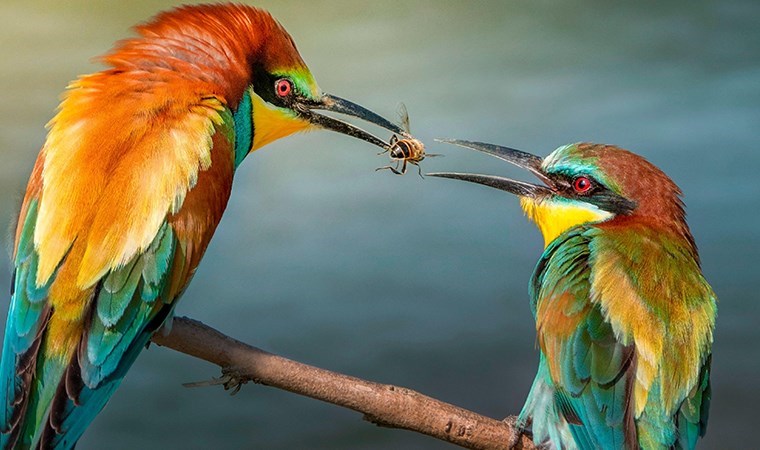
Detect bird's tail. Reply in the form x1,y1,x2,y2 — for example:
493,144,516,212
34,334,149,450
3,206,181,449
2,325,158,450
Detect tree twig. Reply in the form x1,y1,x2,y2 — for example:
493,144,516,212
151,316,535,450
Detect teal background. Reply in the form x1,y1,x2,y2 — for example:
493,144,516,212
0,1,757,448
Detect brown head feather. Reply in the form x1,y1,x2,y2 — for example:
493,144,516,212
100,3,308,108
572,144,698,259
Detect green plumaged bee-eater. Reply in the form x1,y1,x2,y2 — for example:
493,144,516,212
431,140,717,450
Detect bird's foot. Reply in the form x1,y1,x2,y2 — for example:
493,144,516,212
502,416,533,449
182,367,250,395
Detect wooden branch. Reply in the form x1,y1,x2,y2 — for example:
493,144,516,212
151,316,535,450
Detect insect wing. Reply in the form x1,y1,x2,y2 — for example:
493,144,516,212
397,103,411,135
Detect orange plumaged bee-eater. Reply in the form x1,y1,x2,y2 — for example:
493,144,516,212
431,140,717,449
0,4,406,449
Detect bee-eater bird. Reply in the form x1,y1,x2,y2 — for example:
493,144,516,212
0,4,407,449
431,140,716,450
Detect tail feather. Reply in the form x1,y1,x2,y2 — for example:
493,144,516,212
1,305,51,450
39,329,157,449
3,187,193,449
37,300,176,450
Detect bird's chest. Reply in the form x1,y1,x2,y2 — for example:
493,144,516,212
167,131,236,271
528,231,592,319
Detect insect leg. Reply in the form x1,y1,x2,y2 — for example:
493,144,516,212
411,161,424,179
378,135,397,155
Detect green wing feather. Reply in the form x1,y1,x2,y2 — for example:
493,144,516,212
41,222,181,448
38,110,237,448
589,226,715,450
677,355,711,448
0,199,54,448
523,225,714,450
2,108,237,449
522,229,636,450
82,222,176,386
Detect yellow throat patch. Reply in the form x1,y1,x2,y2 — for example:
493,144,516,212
520,197,613,247
251,91,314,151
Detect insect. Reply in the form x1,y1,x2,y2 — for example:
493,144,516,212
376,104,436,177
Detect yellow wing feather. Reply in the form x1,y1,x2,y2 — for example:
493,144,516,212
35,71,227,289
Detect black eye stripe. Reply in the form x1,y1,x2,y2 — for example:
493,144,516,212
553,174,599,195
251,64,296,107
548,172,636,215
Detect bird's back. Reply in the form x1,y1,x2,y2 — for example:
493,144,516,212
0,5,266,447
520,221,715,450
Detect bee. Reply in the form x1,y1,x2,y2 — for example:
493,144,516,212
376,104,436,177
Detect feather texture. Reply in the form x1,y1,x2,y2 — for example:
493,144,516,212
517,144,716,450
0,5,304,447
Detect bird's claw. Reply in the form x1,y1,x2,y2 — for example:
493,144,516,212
503,416,533,449
182,368,250,395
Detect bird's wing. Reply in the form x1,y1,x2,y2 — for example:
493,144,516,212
529,230,637,450
1,71,236,449
587,225,716,449
40,222,180,449
676,354,711,448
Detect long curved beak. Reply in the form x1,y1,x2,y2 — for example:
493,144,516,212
298,94,405,151
428,139,553,198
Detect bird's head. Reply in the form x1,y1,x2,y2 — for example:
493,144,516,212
109,4,404,165
430,140,690,248
245,12,404,155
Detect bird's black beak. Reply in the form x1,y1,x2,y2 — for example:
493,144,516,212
428,139,553,198
298,93,405,151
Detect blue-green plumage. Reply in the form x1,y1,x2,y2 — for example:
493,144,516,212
233,88,253,168
1,200,51,448
430,140,716,450
2,204,184,448
518,223,713,450
3,4,406,448
45,224,180,448
520,229,636,450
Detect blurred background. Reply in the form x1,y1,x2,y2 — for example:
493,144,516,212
0,0,757,448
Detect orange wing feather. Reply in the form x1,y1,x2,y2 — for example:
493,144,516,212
3,5,313,447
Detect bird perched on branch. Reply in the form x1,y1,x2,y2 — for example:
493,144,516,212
0,4,405,449
431,140,716,449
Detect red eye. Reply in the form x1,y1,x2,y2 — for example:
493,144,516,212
573,176,593,194
275,78,292,97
